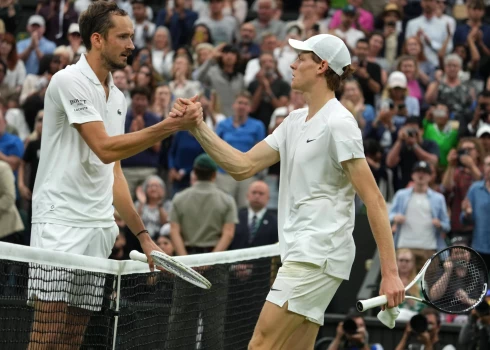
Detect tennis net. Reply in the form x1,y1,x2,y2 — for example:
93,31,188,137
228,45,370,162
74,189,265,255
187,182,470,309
0,241,280,350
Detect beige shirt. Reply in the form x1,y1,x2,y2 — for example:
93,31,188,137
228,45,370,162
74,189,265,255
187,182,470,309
170,181,238,248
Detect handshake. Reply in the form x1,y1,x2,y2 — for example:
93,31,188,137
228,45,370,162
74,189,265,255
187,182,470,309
168,95,204,131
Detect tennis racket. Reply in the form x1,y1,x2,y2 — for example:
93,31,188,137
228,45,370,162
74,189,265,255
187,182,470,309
357,246,488,314
130,250,212,290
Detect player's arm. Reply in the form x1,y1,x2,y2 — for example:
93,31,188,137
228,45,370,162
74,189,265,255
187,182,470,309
342,158,405,308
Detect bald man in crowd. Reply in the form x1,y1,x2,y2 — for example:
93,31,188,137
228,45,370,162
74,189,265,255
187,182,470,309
230,180,278,249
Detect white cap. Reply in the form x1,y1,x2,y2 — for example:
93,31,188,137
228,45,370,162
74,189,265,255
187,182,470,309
476,124,490,137
288,34,351,76
68,23,80,34
28,15,45,27
387,71,407,89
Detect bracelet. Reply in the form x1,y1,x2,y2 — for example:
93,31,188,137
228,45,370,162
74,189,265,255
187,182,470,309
136,229,149,237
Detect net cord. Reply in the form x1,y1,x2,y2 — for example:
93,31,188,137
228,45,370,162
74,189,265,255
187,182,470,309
0,241,280,275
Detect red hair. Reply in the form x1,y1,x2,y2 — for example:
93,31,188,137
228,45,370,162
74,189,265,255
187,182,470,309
2,33,18,71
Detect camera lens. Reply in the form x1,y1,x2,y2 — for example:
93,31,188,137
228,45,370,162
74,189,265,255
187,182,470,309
342,318,358,335
410,314,428,334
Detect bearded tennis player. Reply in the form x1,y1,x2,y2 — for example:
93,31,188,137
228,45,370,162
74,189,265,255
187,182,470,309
28,2,202,349
170,34,405,349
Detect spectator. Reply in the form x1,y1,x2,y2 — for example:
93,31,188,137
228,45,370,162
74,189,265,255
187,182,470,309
328,311,384,350
0,33,26,93
380,71,420,129
168,131,204,196
315,0,332,33
268,89,306,130
288,0,318,35
397,55,425,109
196,0,238,45
379,3,404,66
329,0,374,34
390,161,450,270
151,26,174,79
386,117,440,190
396,309,456,350
461,154,490,269
468,90,490,137
196,44,245,117
189,23,214,51
156,225,175,256
458,300,490,350
109,228,127,260
340,79,375,131
250,0,286,44
403,36,436,88
134,63,157,93
396,248,425,314
0,109,22,174
329,5,365,51
66,23,86,61
477,124,490,155
405,0,453,67
17,15,56,76
435,0,456,36
130,0,155,50
364,139,387,187
5,96,29,142
236,22,261,72
423,103,459,168
193,43,214,78
155,0,198,50
121,87,161,197
150,84,172,120
442,138,483,242
0,1,19,35
426,54,475,137
134,175,169,239
0,160,23,243
112,69,131,106
37,0,78,46
248,52,290,129
229,180,278,249
367,32,391,75
169,54,202,99
216,92,265,208
0,59,14,99
352,38,382,107
273,24,303,84
243,32,279,87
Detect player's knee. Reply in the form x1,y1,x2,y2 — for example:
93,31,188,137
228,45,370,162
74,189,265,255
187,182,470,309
248,329,267,350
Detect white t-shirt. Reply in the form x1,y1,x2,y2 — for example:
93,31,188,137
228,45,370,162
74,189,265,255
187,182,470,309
32,54,126,228
265,98,365,280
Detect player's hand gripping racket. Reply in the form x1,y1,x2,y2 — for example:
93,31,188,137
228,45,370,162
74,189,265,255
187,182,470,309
130,250,212,290
357,246,488,326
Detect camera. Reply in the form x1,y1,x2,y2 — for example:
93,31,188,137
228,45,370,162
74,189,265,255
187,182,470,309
457,148,469,167
406,128,417,138
342,318,358,335
410,314,429,334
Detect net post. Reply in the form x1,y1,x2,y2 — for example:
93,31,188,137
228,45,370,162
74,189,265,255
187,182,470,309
112,271,122,350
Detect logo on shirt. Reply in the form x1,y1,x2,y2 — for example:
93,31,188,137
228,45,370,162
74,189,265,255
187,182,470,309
306,138,316,143
117,109,122,115
70,98,87,106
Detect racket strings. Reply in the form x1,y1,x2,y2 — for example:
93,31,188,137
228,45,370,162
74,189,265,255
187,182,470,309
422,247,488,313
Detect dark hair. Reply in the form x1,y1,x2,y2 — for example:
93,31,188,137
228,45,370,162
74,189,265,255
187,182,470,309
405,116,421,127
0,60,7,75
480,90,490,98
38,54,55,75
79,1,128,51
364,139,382,157
467,0,485,10
194,167,215,181
310,53,354,91
2,33,18,71
421,308,441,326
190,23,214,46
218,45,240,74
356,38,369,46
130,86,152,100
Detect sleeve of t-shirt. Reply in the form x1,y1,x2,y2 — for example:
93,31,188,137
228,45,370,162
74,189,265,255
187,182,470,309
225,195,239,224
264,113,288,151
49,72,103,126
329,114,365,164
423,140,440,159
10,137,24,159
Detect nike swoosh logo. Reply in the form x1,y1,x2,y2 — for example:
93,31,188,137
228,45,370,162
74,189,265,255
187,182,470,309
306,139,316,143
271,288,282,291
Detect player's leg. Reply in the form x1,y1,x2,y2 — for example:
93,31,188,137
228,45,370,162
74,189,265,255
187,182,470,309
28,301,69,350
248,301,307,350
282,320,320,350
60,306,92,350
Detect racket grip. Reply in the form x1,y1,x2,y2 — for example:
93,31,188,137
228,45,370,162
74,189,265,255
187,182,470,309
129,250,148,263
356,295,388,312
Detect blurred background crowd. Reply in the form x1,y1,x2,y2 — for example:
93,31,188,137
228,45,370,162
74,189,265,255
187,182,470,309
1,0,490,348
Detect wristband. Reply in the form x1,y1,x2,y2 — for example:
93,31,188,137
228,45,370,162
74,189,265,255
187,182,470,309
136,229,149,237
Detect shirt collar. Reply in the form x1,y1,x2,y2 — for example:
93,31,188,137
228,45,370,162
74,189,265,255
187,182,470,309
248,207,267,222
77,54,116,89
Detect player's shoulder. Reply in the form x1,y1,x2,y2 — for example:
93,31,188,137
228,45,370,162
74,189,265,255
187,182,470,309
326,101,359,130
51,64,85,85
288,107,308,120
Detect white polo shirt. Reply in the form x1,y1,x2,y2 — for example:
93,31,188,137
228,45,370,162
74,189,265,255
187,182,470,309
265,98,365,280
32,54,126,228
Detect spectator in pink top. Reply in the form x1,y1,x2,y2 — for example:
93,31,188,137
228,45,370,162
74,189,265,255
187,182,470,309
329,0,374,34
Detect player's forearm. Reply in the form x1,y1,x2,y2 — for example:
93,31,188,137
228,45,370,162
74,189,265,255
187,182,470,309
191,123,253,180
101,119,179,163
113,170,145,235
367,196,398,277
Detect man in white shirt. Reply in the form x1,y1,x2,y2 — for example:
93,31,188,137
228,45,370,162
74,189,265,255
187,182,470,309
405,0,453,66
170,34,404,349
28,2,202,348
131,0,155,50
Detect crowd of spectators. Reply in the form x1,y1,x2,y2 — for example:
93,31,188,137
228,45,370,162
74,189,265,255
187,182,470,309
1,0,490,343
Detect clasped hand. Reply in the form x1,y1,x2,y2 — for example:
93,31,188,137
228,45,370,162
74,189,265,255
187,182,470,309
169,95,204,130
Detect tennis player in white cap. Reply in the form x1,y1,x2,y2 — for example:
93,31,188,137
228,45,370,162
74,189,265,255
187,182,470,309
170,34,405,349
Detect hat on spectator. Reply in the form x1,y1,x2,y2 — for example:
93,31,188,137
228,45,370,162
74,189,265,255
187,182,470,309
28,15,46,27
288,34,351,76
383,3,402,18
476,124,490,138
193,154,218,172
412,161,432,174
159,223,171,237
342,4,357,15
68,23,80,35
387,71,407,89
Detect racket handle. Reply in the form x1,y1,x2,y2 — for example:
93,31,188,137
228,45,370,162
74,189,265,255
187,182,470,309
356,295,388,312
129,250,148,263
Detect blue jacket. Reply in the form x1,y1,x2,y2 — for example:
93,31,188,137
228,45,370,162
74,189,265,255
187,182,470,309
389,187,450,251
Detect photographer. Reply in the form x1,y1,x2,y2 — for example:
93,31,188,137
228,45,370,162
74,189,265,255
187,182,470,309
459,300,490,350
468,91,490,137
396,309,456,350
328,312,384,350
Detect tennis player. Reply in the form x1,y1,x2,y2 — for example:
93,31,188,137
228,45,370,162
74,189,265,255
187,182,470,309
170,34,405,349
28,2,202,349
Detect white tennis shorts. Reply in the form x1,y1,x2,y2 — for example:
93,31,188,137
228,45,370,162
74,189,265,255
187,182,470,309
28,223,119,311
266,261,342,326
